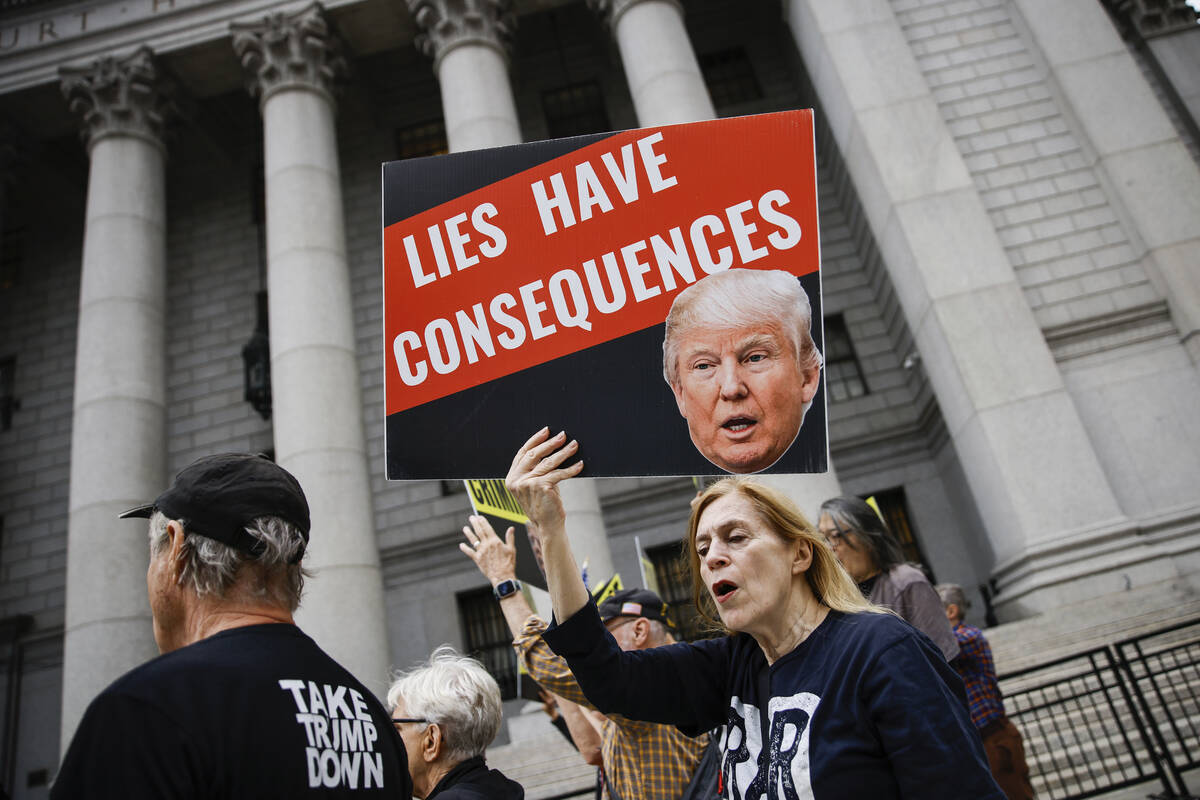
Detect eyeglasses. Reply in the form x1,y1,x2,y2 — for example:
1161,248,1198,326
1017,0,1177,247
391,717,430,725
820,524,851,550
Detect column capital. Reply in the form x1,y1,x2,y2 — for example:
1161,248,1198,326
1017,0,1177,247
1106,0,1199,37
231,2,347,107
59,46,174,153
406,0,516,69
587,0,681,29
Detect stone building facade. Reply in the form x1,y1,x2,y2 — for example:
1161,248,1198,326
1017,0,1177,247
0,0,1197,794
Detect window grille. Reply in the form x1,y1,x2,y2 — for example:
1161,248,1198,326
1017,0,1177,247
0,225,26,290
823,314,868,401
457,586,518,700
699,47,763,109
646,541,716,643
868,487,934,580
542,82,611,138
396,120,448,160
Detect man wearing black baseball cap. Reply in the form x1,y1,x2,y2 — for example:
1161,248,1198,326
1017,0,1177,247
52,453,412,799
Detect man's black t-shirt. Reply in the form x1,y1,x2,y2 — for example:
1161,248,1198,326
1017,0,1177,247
53,623,412,799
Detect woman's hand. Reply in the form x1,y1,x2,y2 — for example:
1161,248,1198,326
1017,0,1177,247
506,428,583,532
506,428,589,622
459,515,517,586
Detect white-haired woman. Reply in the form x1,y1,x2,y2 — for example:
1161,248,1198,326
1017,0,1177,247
388,645,524,799
501,429,1003,800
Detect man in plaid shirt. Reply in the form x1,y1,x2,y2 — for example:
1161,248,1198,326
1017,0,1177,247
461,515,707,800
938,584,1034,800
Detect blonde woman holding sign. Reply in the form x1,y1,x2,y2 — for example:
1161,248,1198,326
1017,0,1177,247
506,428,1004,800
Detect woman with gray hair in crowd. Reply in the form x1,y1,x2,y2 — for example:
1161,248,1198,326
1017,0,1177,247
388,645,524,799
817,496,959,661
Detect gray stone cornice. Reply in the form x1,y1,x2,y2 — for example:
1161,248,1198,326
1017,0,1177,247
587,0,681,29
58,46,174,153
406,0,515,69
231,2,347,108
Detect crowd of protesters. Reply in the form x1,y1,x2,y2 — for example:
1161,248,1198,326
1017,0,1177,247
51,437,1032,800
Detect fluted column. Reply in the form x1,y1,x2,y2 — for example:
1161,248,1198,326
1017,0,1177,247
232,3,389,693
408,0,521,152
58,46,172,750
589,0,715,125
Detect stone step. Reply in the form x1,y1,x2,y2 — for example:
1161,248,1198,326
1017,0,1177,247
488,703,595,800
985,582,1200,673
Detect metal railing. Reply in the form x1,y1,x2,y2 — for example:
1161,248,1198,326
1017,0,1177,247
998,617,1200,800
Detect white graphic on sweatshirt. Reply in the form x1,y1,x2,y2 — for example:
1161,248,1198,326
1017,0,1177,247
279,679,386,789
720,692,819,800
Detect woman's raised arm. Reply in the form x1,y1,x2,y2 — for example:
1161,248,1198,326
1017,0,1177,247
505,428,589,622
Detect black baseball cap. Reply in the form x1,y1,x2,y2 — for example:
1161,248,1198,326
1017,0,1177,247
598,588,674,628
119,453,311,558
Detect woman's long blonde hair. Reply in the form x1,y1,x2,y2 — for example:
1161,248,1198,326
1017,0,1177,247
686,478,887,630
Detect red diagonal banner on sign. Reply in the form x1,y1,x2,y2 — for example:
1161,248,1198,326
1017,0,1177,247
383,110,818,416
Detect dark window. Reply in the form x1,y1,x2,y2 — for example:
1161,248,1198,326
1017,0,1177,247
868,487,934,580
457,586,518,700
0,225,26,290
396,120,448,160
699,48,763,109
542,82,611,138
646,541,715,643
0,357,16,431
823,314,868,402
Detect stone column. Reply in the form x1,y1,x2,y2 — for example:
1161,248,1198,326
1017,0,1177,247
588,0,715,126
58,46,172,750
784,1,1134,615
406,0,629,588
756,465,843,529
232,3,390,693
407,0,521,152
1012,0,1200,364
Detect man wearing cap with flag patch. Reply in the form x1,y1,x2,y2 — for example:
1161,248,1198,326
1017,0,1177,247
460,514,706,800
52,453,411,799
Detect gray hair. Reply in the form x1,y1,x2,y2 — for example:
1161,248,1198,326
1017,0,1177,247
818,496,905,573
387,645,503,763
149,511,310,612
937,583,970,621
663,268,821,386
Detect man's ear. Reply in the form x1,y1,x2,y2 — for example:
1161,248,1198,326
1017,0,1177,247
422,723,442,763
798,363,822,404
166,520,188,582
631,617,652,648
670,379,688,418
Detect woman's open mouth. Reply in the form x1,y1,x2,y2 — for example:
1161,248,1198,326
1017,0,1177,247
712,579,739,604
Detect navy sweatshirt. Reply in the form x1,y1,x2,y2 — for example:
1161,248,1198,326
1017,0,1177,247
544,603,1005,799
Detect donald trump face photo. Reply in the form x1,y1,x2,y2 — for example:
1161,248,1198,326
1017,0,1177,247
662,268,823,474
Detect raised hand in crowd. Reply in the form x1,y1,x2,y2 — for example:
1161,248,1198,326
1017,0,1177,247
505,428,588,622
459,514,518,587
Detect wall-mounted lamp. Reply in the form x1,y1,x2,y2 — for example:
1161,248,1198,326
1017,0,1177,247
241,291,271,421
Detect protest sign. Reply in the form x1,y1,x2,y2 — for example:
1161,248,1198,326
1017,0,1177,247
383,110,825,478
463,479,544,590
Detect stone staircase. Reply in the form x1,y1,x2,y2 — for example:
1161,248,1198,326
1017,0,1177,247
986,581,1200,800
487,703,595,800
986,580,1200,675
